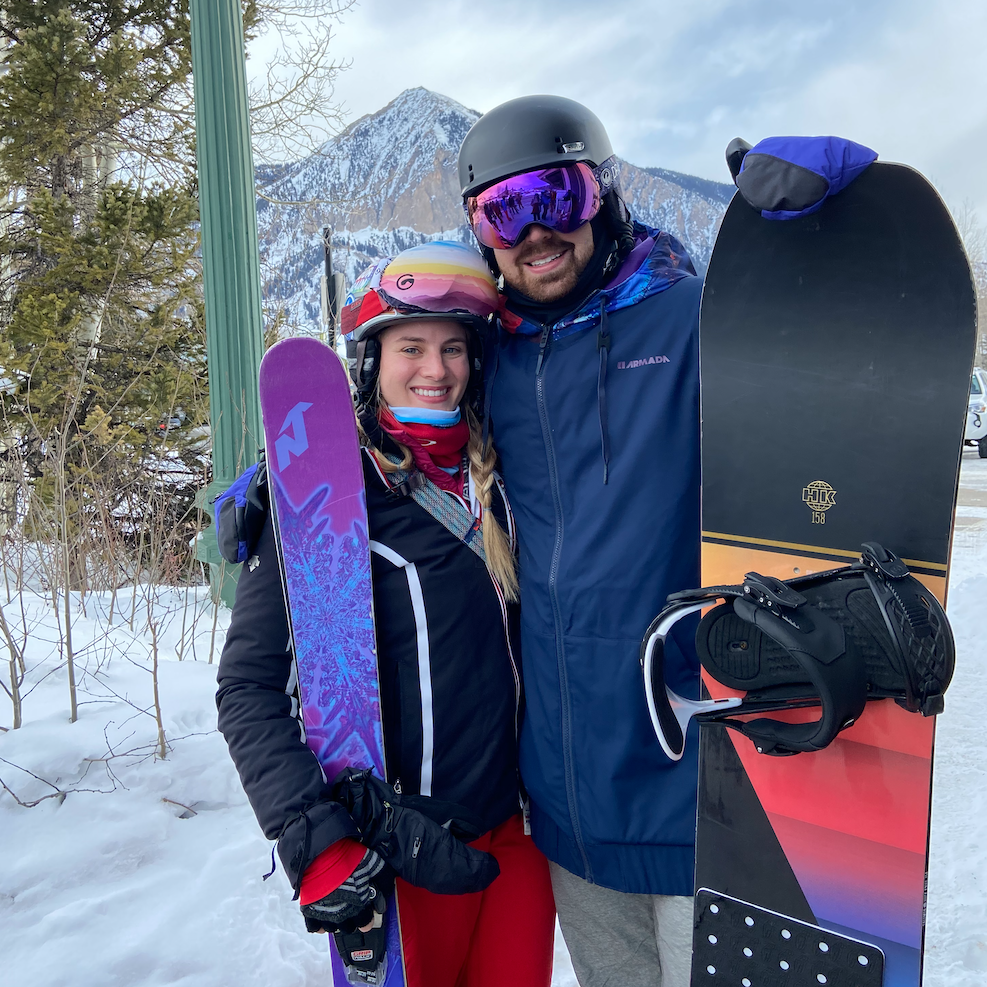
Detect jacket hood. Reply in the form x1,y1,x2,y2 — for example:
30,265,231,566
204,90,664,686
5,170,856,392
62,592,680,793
500,223,698,337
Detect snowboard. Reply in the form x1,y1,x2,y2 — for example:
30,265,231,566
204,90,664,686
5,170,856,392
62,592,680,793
692,163,976,986
259,337,406,987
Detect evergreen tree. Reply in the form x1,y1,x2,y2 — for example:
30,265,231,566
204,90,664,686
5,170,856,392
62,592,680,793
0,1,207,586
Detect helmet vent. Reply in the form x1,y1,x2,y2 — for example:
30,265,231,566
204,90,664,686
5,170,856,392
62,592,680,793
468,164,474,181
555,136,563,152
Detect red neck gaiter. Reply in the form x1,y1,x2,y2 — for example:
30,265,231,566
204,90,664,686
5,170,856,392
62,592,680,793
378,407,469,493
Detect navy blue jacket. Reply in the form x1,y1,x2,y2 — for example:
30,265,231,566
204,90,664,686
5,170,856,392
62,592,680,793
489,227,702,894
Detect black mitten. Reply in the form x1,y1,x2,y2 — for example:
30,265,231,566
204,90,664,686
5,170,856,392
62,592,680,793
331,768,500,895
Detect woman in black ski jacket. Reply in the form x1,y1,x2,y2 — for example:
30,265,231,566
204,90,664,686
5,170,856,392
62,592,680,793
216,242,555,987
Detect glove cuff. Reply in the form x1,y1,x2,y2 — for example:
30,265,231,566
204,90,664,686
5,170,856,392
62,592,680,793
299,837,367,906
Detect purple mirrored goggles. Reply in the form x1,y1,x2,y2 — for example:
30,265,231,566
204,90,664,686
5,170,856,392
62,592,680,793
465,157,620,250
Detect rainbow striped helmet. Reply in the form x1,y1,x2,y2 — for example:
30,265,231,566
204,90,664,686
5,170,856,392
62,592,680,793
342,241,499,402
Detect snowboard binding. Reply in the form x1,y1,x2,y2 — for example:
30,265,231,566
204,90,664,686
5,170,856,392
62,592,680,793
642,543,954,758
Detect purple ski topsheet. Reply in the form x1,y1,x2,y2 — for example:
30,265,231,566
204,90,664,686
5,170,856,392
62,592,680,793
259,337,404,986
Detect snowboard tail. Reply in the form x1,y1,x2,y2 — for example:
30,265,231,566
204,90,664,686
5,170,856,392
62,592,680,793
693,162,976,986
259,337,407,987
694,889,885,985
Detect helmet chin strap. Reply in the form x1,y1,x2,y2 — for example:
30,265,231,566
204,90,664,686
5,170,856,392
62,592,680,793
353,337,373,392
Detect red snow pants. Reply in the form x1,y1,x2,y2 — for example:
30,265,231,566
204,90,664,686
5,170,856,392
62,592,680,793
396,813,556,987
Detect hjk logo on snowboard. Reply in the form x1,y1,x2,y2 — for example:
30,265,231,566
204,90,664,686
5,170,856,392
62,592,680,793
802,479,837,524
275,401,313,472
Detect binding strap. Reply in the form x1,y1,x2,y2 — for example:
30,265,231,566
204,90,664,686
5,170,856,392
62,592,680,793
724,573,865,755
859,542,951,716
381,453,485,564
644,573,865,758
642,542,951,759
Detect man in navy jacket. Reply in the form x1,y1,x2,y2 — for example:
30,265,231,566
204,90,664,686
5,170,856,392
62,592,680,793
459,95,704,987
458,98,875,986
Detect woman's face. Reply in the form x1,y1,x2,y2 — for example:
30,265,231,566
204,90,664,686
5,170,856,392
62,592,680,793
377,320,471,412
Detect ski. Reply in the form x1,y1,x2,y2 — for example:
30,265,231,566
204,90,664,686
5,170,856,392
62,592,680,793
259,337,406,987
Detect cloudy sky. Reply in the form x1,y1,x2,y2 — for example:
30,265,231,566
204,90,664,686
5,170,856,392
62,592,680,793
251,0,987,223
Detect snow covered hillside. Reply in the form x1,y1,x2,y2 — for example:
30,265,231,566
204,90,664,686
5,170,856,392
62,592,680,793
0,450,984,986
256,87,733,332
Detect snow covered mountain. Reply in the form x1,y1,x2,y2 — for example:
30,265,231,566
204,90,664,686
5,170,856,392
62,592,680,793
256,87,734,331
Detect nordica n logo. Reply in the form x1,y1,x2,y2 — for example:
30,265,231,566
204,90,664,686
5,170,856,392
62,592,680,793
275,401,314,471
617,355,671,370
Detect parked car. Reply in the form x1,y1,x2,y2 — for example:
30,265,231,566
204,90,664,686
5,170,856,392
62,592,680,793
157,407,187,433
966,367,987,458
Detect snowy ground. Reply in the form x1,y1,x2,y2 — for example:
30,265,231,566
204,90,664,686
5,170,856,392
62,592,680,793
925,447,987,984
1,450,985,987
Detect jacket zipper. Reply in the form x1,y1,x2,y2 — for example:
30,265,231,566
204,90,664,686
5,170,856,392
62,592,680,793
534,323,592,881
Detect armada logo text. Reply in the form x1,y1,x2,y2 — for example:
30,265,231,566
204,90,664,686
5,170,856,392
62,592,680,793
617,355,670,370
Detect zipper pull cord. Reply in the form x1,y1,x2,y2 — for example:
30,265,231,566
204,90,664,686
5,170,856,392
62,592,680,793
535,324,551,376
597,299,612,485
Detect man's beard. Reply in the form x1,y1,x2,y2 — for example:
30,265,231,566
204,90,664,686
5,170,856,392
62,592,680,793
505,235,592,302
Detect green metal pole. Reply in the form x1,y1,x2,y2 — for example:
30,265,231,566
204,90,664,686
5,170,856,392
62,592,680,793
189,0,265,608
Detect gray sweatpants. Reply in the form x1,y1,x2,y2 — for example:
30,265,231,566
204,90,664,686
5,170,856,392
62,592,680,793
550,862,693,987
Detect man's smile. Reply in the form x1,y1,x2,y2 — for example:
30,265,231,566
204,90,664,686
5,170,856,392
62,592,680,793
526,252,564,268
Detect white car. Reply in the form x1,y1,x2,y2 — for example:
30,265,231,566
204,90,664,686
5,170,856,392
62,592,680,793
967,367,987,457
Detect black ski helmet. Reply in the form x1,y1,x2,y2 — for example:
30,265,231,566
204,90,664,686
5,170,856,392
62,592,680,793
458,96,633,267
459,95,615,197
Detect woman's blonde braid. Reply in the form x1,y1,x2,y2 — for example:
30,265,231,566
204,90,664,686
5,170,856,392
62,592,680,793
465,407,519,602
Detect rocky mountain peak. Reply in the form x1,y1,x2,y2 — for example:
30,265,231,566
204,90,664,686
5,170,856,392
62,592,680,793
266,87,478,234
256,89,735,330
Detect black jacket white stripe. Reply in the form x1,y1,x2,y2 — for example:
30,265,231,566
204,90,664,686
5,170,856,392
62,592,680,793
216,451,522,889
